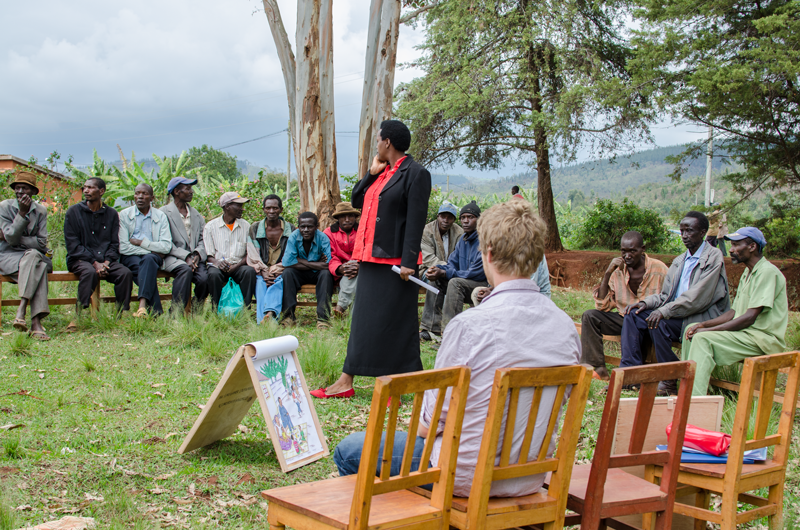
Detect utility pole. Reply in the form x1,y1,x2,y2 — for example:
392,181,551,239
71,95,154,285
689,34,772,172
286,122,291,202
704,126,713,207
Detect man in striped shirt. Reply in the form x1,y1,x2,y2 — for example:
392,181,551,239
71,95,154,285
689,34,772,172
580,231,668,380
203,192,257,310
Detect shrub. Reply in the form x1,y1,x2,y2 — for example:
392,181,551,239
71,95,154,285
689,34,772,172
570,199,672,252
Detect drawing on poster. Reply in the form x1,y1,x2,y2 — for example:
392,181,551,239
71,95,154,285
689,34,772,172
252,348,323,465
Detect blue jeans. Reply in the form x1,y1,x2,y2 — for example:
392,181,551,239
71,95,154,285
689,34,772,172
621,309,682,367
334,431,430,487
121,253,164,314
256,275,283,323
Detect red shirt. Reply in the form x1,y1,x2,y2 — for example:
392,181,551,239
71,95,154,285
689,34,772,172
323,223,359,278
352,156,422,266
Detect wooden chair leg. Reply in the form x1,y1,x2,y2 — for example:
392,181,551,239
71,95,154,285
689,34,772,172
267,508,285,530
90,283,100,316
693,488,710,530
719,489,738,530
642,466,656,530
184,299,191,317
767,483,784,530
0,280,3,326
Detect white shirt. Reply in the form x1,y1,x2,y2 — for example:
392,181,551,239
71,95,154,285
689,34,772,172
203,217,250,266
421,279,581,497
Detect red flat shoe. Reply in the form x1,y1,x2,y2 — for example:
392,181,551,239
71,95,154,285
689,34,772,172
310,387,355,399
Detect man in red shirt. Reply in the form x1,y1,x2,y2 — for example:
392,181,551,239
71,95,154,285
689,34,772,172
323,202,361,317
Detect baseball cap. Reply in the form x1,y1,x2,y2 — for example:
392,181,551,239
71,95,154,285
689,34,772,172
167,177,198,194
437,201,458,218
724,227,767,250
218,191,250,207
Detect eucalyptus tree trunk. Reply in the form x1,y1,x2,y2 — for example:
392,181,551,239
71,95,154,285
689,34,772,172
261,0,341,225
357,0,401,179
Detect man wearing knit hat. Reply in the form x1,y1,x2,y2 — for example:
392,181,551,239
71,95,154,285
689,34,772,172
683,227,788,395
0,171,52,339
426,200,488,328
419,201,464,340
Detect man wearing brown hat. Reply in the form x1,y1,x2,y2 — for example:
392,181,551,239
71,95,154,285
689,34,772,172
203,191,257,309
323,202,361,317
0,171,52,339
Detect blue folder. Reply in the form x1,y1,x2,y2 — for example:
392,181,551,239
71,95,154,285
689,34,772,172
655,445,768,464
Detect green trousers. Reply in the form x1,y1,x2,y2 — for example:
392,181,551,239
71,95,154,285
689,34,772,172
682,331,764,396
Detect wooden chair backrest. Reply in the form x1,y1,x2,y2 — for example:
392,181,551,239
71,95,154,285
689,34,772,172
466,364,592,527
349,366,471,529
726,351,800,475
584,362,696,521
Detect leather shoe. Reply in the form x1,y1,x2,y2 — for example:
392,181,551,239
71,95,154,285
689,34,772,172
656,380,678,396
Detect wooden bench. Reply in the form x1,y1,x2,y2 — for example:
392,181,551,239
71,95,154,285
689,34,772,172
296,284,427,307
573,322,682,366
0,270,180,323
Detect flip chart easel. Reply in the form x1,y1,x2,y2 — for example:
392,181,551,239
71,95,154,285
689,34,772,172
178,335,329,473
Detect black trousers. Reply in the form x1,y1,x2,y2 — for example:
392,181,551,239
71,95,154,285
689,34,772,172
580,309,625,369
281,267,334,322
121,253,164,314
68,260,133,311
171,262,210,311
208,264,256,308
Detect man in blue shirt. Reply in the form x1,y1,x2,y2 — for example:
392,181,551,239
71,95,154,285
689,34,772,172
622,211,730,395
280,211,334,329
426,201,489,329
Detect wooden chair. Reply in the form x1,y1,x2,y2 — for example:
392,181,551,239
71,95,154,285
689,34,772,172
650,351,800,530
564,361,696,530
447,364,593,530
261,365,471,530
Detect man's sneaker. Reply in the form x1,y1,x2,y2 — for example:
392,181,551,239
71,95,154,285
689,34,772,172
656,379,678,396
420,330,433,341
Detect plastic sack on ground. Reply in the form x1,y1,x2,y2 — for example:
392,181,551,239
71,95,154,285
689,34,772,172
666,422,731,456
218,278,244,318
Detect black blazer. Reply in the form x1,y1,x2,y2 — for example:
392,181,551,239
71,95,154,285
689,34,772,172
351,155,432,269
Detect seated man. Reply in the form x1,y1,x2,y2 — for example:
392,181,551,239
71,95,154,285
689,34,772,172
425,201,488,328
161,177,209,314
204,192,257,309
472,252,552,304
323,202,361,318
280,212,333,328
333,200,581,498
684,227,788,396
419,202,463,341
0,171,52,339
64,177,133,327
247,194,294,323
119,183,172,316
623,211,730,395
580,231,668,380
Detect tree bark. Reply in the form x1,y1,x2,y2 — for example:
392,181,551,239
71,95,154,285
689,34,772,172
262,0,297,144
317,0,340,226
357,0,401,180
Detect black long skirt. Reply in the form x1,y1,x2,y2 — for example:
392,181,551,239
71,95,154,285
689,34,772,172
344,262,423,377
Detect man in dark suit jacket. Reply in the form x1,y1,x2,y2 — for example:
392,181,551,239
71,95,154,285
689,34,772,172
161,177,209,313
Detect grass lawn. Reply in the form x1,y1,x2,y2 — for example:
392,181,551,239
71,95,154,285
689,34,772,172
1,286,799,529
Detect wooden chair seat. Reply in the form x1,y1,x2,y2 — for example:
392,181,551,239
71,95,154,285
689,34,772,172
675,459,782,480
264,475,442,530
567,465,666,511
451,490,556,515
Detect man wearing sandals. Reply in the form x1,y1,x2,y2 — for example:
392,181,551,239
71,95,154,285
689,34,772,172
0,171,52,340
119,183,172,316
334,200,581,497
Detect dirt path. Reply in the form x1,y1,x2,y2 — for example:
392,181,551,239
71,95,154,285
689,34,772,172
546,250,800,311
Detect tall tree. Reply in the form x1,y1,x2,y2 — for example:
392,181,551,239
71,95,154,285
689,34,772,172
395,0,652,250
261,0,340,223
182,145,242,182
631,0,800,201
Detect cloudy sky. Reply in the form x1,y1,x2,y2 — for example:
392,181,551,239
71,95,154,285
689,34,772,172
1,0,703,177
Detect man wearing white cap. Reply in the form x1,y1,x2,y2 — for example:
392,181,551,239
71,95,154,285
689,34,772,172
683,227,788,395
203,192,257,309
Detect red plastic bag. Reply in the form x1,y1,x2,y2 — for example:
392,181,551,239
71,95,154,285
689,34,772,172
666,423,731,456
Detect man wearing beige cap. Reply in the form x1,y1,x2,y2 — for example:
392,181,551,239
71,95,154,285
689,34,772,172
203,192,257,310
0,171,52,339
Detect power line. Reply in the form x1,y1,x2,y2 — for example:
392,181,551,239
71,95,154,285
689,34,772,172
218,128,288,149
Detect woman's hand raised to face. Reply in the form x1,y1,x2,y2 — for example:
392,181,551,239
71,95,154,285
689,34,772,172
370,155,388,176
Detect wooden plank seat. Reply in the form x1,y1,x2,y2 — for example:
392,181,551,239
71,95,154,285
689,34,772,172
0,270,180,323
296,284,427,307
573,322,682,367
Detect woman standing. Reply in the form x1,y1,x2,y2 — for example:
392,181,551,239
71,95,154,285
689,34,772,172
311,120,431,398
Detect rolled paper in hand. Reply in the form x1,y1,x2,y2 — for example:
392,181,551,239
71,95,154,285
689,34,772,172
391,265,440,295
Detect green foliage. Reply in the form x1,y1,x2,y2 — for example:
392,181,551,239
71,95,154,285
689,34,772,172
0,502,18,530
571,198,672,252
3,438,25,460
181,144,244,182
6,332,34,356
65,149,116,185
631,0,800,197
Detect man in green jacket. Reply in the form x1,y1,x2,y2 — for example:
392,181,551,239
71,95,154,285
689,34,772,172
683,227,788,395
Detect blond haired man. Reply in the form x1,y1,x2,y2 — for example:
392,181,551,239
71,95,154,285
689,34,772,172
333,200,580,498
